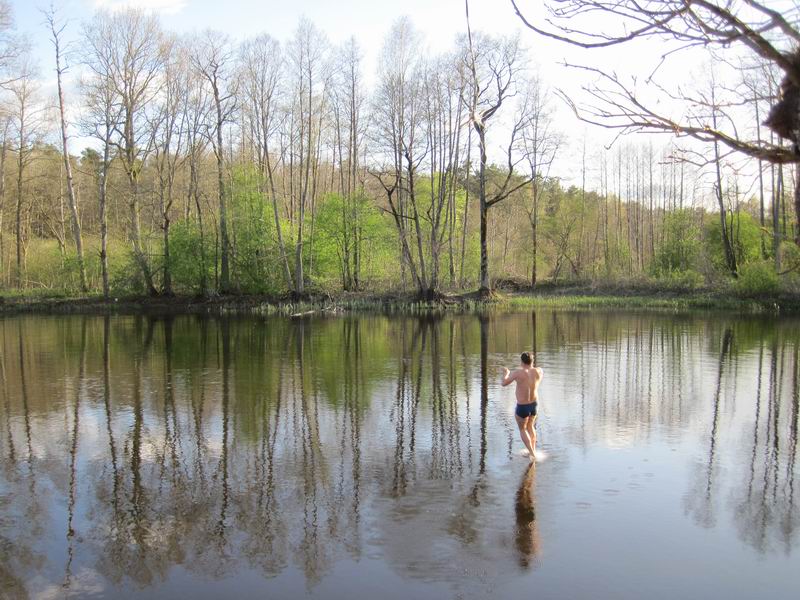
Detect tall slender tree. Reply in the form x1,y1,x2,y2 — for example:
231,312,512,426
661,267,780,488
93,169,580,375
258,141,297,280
45,5,86,292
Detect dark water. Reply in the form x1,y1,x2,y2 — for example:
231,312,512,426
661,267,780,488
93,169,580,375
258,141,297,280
0,311,798,599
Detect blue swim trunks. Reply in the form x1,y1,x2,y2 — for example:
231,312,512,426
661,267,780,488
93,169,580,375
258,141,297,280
515,402,537,419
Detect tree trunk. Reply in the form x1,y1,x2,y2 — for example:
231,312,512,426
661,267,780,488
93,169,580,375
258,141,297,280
265,154,293,289
794,164,800,247
773,163,781,271
54,38,87,293
99,141,110,299
755,96,768,259
215,87,231,294
713,138,737,277
477,125,490,294
162,213,172,296
15,153,23,288
129,178,157,295
530,177,539,288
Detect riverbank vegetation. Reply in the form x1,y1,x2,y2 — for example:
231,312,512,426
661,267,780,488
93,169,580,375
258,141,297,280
0,2,798,304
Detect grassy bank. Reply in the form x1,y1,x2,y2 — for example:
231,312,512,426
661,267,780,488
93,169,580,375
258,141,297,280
0,283,797,316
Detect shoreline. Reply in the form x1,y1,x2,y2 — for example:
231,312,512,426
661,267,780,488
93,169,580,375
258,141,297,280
0,284,797,316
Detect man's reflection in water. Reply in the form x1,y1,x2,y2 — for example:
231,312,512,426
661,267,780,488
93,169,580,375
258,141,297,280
514,463,540,568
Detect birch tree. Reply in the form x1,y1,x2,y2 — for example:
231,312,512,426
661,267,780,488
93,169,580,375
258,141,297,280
192,30,238,294
371,18,428,295
45,5,87,292
84,9,166,295
8,47,45,287
239,34,293,288
151,37,188,296
287,19,328,296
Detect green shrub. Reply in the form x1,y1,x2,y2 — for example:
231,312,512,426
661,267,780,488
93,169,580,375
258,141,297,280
657,269,705,290
705,211,762,274
226,166,289,293
169,220,215,295
652,209,702,275
734,261,780,297
108,247,146,295
778,241,800,271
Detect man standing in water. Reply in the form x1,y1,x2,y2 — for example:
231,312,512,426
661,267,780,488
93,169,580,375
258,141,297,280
502,352,542,460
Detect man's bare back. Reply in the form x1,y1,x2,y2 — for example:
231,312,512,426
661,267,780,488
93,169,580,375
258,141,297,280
501,352,542,460
503,365,542,405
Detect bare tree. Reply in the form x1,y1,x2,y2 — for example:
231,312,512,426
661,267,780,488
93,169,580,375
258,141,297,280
286,19,328,296
45,5,87,292
84,9,166,295
512,0,800,240
422,53,467,295
708,67,738,276
0,112,10,281
0,0,18,85
464,2,531,294
7,46,46,287
80,26,123,299
329,37,368,291
191,30,238,294
151,36,188,296
239,33,293,289
519,74,560,287
183,66,212,295
371,17,427,294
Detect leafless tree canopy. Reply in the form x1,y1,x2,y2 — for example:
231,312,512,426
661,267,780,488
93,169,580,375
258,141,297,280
512,0,800,164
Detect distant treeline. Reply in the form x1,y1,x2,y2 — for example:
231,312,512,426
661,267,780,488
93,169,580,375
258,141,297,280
0,3,796,298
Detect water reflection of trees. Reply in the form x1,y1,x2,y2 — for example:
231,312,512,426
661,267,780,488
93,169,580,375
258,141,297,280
678,326,798,554
0,312,797,595
730,336,799,554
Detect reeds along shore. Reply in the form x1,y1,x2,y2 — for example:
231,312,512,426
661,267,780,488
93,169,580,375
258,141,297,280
0,287,794,317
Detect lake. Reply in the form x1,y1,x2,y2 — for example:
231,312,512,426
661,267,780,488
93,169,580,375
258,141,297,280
0,310,797,599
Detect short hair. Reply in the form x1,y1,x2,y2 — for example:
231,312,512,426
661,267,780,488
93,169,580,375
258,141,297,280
521,352,532,365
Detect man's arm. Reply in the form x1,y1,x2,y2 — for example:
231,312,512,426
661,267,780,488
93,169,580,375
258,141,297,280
501,367,516,387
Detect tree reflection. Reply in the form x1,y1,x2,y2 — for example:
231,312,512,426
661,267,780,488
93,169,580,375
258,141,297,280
685,327,733,528
514,463,540,569
0,311,797,597
63,317,87,588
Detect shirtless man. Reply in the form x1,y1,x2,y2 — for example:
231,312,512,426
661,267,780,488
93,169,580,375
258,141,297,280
501,352,542,461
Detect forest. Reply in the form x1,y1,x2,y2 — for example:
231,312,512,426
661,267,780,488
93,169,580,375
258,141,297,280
0,0,798,300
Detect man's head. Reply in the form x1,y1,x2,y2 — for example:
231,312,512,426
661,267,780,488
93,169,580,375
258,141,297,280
521,352,532,366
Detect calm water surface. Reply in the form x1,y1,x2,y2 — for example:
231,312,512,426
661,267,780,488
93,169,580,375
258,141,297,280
0,311,797,599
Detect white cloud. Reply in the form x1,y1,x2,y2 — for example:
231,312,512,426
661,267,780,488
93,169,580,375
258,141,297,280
35,568,106,600
92,0,188,15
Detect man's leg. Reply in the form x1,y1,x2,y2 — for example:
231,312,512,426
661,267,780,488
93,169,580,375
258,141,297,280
516,415,535,457
526,415,537,457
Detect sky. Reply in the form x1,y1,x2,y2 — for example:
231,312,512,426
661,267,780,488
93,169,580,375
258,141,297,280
5,0,750,193
14,0,543,78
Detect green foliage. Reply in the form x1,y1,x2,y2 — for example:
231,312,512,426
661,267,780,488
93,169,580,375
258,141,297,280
779,241,800,271
731,212,763,265
169,220,214,294
227,167,285,293
659,269,705,290
705,211,763,273
21,240,65,289
652,210,701,275
108,246,147,295
734,260,780,297
312,192,398,290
